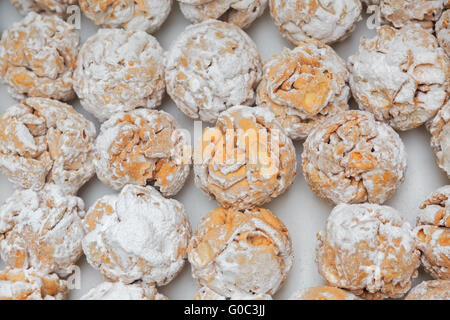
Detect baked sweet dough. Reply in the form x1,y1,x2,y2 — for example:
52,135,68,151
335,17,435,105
427,102,450,178
256,40,350,140
405,280,450,300
194,105,296,209
188,207,293,297
302,110,407,205
0,12,79,101
0,184,85,275
82,184,191,285
436,9,450,56
10,0,77,17
289,286,360,300
195,286,272,300
316,203,420,299
80,281,168,300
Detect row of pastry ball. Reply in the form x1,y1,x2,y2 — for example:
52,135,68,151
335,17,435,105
7,1,449,51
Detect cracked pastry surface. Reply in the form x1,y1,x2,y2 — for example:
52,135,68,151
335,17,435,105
94,109,190,196
415,185,450,279
178,0,267,29
0,12,79,101
0,97,96,195
436,10,450,56
428,102,450,178
269,0,362,45
0,268,67,300
405,280,450,300
80,281,168,300
256,40,350,140
82,185,191,286
74,28,165,122
378,0,445,31
165,20,262,123
316,203,420,300
188,207,293,297
195,286,272,300
10,0,77,17
348,25,449,131
302,110,407,205
0,184,85,275
289,286,361,300
78,0,172,33
194,105,296,210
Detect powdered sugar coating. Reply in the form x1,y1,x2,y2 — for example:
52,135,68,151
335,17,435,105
0,268,67,300
0,98,96,195
0,184,85,275
165,20,262,123
195,286,272,300
348,25,449,131
74,28,165,122
10,0,77,17
194,105,297,210
378,0,445,31
81,281,168,300
79,0,172,33
289,286,360,300
405,280,450,300
188,207,293,297
415,185,450,279
302,110,407,205
256,40,350,140
269,0,362,45
94,109,190,196
436,10,450,56
0,12,79,101
179,0,267,29
82,185,191,286
427,102,450,178
317,203,420,299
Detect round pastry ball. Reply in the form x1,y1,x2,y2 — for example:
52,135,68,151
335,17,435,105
436,10,449,56
80,282,168,300
415,185,450,279
178,0,268,29
82,184,191,286
0,268,67,300
289,286,360,300
78,0,172,33
10,0,77,17
0,97,96,195
165,20,262,123
405,280,450,300
94,109,191,197
74,28,165,122
256,40,350,140
195,286,272,300
378,0,445,31
0,12,79,101
194,105,297,210
188,207,293,297
427,102,450,178
0,184,85,275
269,0,362,45
302,110,407,205
348,25,449,131
316,203,420,299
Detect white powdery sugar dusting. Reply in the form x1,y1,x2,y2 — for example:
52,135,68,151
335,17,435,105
0,97,96,195
436,9,450,56
348,24,449,130
10,0,77,17
195,286,272,300
406,280,450,300
80,281,168,300
179,0,268,29
82,184,191,286
165,20,262,123
316,203,420,299
74,28,166,122
269,0,362,45
427,101,450,178
0,184,85,275
78,0,172,33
